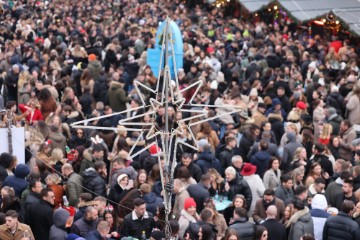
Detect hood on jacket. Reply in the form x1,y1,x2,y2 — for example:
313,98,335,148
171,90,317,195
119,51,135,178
82,167,98,179
14,164,30,178
272,98,282,108
287,132,296,142
143,192,158,204
53,208,70,229
311,194,328,210
254,151,270,161
83,148,93,161
110,81,123,91
268,113,283,122
88,60,102,68
286,207,310,227
198,151,217,163
0,152,14,168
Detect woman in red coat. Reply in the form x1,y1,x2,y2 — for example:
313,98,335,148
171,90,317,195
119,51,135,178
18,98,44,125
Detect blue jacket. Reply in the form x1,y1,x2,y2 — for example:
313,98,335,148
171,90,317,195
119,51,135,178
251,150,271,178
3,164,30,197
195,151,222,174
143,192,163,215
84,230,110,240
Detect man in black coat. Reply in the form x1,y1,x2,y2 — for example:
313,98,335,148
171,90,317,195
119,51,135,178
24,179,43,224
187,174,211,213
71,206,99,237
225,167,252,210
174,153,202,182
121,198,155,239
323,201,360,240
261,205,286,240
28,188,54,240
228,207,255,240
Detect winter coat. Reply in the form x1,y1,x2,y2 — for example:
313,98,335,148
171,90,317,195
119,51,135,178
82,168,107,197
121,211,155,239
325,178,343,207
247,140,280,160
261,218,287,240
309,154,334,178
250,151,271,178
108,184,130,204
238,131,255,162
85,230,111,240
71,217,99,237
218,147,234,170
275,185,294,203
263,169,281,190
252,197,285,224
268,113,285,145
282,132,303,172
178,209,198,239
174,162,202,183
87,60,102,81
0,222,34,240
48,131,67,155
326,92,344,115
0,153,14,183
173,188,190,218
323,212,360,240
187,182,210,213
108,81,129,112
346,94,360,125
244,174,265,217
339,127,357,161
326,113,343,136
65,172,83,207
228,174,252,210
228,217,255,240
2,164,30,197
253,109,267,127
287,207,314,240
28,199,54,240
195,151,222,175
18,88,31,106
49,208,70,240
143,192,163,215
310,208,330,240
110,166,138,187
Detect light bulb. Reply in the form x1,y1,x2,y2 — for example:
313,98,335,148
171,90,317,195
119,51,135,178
274,5,278,10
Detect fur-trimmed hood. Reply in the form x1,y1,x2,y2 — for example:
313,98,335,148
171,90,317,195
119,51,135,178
286,206,311,227
268,112,283,122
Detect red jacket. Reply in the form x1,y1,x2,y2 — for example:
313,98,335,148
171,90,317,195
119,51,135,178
18,104,44,124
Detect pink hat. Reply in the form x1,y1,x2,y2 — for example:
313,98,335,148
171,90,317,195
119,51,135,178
296,101,307,110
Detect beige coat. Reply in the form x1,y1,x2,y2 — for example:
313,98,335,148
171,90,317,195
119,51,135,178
263,169,281,190
346,94,360,125
173,188,190,219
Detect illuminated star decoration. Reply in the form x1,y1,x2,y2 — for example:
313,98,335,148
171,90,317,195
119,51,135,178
71,17,242,234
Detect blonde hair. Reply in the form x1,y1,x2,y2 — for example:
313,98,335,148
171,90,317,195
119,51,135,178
45,173,61,185
320,123,333,139
50,148,64,165
292,147,306,162
207,168,224,184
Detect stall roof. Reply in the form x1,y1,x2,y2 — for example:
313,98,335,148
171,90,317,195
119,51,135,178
240,0,271,12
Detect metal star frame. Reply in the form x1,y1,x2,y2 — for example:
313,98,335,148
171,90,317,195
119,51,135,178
71,17,242,238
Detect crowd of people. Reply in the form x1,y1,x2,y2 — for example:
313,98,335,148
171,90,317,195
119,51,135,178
0,0,360,239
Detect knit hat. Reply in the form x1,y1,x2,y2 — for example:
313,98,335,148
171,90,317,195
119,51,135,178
308,61,317,69
327,107,337,116
88,54,97,61
117,174,128,184
293,91,301,100
249,88,258,97
311,194,328,210
149,144,161,156
184,197,197,210
296,101,307,110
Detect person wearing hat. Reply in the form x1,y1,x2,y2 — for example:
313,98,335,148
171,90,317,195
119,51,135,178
108,173,132,204
310,194,330,240
178,197,199,239
241,163,265,217
265,97,287,120
286,198,314,240
224,166,252,209
87,53,101,81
